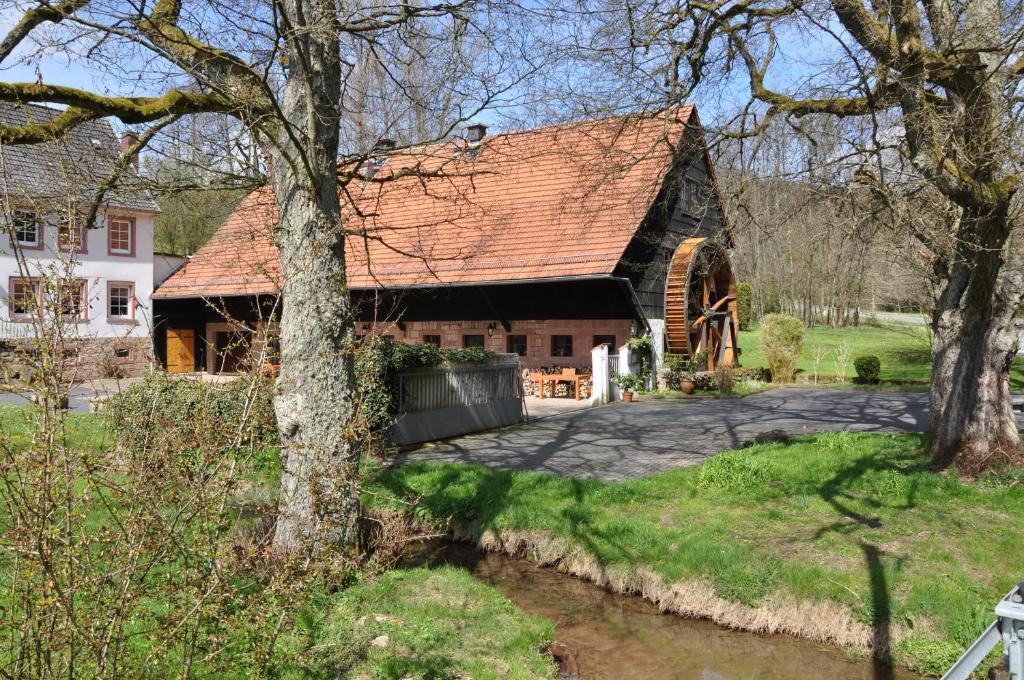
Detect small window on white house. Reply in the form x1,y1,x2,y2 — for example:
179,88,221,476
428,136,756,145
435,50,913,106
56,280,87,321
9,278,40,318
11,210,40,248
108,283,134,321
108,216,133,255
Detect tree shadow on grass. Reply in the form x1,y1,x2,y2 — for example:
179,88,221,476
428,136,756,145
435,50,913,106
808,445,923,679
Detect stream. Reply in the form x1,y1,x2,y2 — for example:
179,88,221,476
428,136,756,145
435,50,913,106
411,542,927,680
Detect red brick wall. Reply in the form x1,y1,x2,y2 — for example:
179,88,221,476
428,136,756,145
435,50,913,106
359,318,634,369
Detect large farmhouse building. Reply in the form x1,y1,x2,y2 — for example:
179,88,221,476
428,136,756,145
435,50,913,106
152,107,738,375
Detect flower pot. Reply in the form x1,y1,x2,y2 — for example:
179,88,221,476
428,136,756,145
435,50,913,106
681,378,696,395
622,390,634,403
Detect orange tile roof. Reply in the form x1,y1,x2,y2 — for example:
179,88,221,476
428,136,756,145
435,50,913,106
154,107,697,299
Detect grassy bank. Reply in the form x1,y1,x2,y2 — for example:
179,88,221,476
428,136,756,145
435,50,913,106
368,432,1024,676
306,567,555,679
737,320,1024,389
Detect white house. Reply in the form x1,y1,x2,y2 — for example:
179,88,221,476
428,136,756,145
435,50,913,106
0,102,162,378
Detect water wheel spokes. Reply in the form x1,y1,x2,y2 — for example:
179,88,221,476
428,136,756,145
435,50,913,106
664,238,739,370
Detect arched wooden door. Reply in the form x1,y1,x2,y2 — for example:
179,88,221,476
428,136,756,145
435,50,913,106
664,237,739,370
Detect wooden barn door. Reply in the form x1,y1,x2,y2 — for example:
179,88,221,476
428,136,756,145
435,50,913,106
166,328,195,374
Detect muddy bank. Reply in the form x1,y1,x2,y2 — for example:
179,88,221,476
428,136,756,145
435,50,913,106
410,540,927,679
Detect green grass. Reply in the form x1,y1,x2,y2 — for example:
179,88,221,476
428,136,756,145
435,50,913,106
738,321,1024,388
0,403,112,451
306,567,555,679
368,433,1024,676
0,404,554,679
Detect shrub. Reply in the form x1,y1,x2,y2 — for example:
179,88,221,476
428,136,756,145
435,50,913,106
735,366,772,383
854,354,882,384
736,282,753,329
691,370,717,391
106,372,277,460
716,363,736,394
759,314,805,383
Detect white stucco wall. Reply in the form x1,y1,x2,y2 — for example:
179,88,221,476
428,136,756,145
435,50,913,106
0,209,156,340
154,253,185,287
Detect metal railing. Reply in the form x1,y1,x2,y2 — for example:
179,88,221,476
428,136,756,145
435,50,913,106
942,581,1024,680
395,363,521,414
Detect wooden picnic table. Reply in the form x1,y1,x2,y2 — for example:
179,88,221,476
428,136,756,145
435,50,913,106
531,372,585,400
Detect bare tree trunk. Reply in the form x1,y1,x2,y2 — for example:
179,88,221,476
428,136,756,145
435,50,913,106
269,0,357,553
929,208,1023,472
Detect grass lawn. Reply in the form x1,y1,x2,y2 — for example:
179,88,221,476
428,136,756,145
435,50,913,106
738,321,1024,389
368,432,1024,676
307,567,555,679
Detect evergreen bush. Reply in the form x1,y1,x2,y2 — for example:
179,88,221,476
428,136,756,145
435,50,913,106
854,354,882,384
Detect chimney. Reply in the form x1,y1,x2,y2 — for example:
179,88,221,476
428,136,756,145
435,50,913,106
466,123,487,145
120,132,140,170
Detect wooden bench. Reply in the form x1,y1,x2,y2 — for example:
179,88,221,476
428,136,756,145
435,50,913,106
1013,392,1023,412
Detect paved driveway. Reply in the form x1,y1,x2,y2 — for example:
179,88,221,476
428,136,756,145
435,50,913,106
395,389,1024,481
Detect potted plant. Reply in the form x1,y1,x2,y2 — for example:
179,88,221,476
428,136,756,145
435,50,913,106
615,373,645,402
680,350,708,395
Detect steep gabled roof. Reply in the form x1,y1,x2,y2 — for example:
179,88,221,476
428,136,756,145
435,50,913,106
0,102,159,213
154,107,706,299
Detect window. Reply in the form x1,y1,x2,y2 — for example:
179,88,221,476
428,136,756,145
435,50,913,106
9,278,40,318
58,220,87,254
423,334,441,346
506,334,527,356
680,178,705,216
551,335,573,357
463,334,485,348
58,280,87,320
108,216,134,255
593,334,616,349
11,210,40,248
108,282,135,321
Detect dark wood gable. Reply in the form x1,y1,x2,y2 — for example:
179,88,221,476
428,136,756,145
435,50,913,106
613,122,731,320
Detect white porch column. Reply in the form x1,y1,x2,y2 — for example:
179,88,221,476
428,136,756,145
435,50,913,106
590,343,611,404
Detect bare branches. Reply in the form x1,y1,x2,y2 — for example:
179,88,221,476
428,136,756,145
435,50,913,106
0,0,92,62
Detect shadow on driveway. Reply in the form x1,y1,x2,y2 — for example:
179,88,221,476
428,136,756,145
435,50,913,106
392,389,1024,481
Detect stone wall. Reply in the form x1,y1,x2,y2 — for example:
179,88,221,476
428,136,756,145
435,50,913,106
0,336,153,382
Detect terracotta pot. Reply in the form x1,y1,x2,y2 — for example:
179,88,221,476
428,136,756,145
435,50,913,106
681,378,696,395
622,390,634,403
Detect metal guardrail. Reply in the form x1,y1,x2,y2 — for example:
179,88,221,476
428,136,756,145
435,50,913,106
942,581,1024,680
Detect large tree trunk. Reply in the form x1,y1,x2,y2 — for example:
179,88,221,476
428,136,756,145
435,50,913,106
928,208,1023,472
268,0,357,553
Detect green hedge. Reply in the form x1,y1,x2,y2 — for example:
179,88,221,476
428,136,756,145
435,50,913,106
106,372,277,460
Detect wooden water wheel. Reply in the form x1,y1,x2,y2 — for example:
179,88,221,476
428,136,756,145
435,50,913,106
664,237,739,370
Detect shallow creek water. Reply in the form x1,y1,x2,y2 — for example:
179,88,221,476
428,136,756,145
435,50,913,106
412,542,927,680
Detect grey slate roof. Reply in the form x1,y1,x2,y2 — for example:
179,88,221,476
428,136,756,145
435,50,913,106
0,102,159,212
